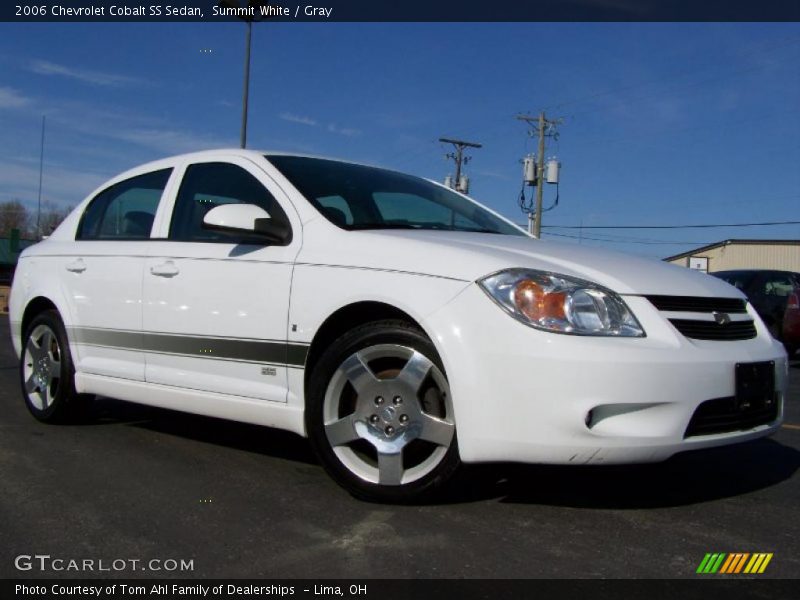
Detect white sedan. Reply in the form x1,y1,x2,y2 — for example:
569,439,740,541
9,149,787,502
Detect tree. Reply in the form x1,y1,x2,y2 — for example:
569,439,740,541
0,200,31,238
39,201,74,236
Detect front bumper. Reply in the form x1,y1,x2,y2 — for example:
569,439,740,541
423,285,788,465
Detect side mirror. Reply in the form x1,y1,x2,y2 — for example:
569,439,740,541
202,204,291,244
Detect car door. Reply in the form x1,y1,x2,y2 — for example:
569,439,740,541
63,168,174,381
142,156,302,402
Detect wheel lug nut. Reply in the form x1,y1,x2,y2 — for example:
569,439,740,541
385,426,394,435
400,414,409,423
393,396,402,405
369,414,379,424
375,396,384,405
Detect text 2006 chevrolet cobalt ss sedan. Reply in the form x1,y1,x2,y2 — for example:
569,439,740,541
9,150,787,501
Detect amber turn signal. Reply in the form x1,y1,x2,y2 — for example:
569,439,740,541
514,279,567,322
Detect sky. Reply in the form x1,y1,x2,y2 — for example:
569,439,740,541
0,21,798,258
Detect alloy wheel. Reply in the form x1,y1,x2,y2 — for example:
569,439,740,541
22,324,62,411
322,344,455,486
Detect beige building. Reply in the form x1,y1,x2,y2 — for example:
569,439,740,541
664,239,800,273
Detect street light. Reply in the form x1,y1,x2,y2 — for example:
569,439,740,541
218,0,269,148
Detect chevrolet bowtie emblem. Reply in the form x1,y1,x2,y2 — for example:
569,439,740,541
713,311,732,325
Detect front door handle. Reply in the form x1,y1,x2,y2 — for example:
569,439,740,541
66,259,86,273
150,261,180,278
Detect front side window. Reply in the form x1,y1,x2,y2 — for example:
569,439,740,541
77,169,172,240
267,155,524,236
169,162,290,243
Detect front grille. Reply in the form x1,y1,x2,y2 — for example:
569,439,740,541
646,295,747,313
669,319,757,341
684,396,779,438
645,295,756,341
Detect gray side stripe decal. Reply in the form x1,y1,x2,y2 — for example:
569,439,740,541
70,327,309,367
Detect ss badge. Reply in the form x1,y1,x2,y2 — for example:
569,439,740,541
261,366,277,377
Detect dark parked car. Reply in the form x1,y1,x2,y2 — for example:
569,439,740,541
782,287,800,356
712,269,799,355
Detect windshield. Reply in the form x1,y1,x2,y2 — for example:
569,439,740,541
267,155,525,236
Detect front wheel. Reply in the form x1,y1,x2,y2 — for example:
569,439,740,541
306,320,460,503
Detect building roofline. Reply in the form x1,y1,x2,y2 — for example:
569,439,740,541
663,239,800,262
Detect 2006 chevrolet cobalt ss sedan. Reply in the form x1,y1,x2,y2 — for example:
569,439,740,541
9,150,787,501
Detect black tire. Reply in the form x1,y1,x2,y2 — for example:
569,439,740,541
306,319,461,503
20,310,92,423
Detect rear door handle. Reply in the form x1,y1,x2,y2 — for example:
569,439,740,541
150,261,180,278
66,259,86,273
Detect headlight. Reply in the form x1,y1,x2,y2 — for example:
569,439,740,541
478,268,645,337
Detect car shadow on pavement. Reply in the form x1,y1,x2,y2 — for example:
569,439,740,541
85,396,800,509
446,438,800,508
89,397,318,466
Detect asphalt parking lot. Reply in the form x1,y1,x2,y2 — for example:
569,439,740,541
1,319,798,580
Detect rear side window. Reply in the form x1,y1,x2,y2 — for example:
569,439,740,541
169,162,290,243
77,169,172,240
760,273,795,297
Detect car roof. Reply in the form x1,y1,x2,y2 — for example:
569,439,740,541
107,149,418,191
714,269,799,277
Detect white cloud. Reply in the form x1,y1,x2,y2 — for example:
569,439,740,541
19,97,233,155
0,86,32,109
278,112,360,136
111,128,232,154
28,59,147,88
474,169,512,181
0,160,108,207
327,123,361,137
280,112,318,126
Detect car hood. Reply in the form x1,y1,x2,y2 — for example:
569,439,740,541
300,225,742,297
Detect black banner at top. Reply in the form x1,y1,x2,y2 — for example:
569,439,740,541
3,0,800,22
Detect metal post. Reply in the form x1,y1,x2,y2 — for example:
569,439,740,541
240,19,252,149
533,112,546,239
517,112,562,238
36,115,46,239
439,137,482,192
454,145,463,188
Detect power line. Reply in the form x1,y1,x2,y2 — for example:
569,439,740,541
380,34,800,174
543,220,800,230
542,231,715,245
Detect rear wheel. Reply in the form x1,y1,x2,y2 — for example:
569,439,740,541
20,310,90,422
306,320,460,502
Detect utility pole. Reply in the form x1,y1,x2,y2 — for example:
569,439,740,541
240,19,252,149
439,137,482,194
36,115,46,240
517,112,562,238
219,0,269,148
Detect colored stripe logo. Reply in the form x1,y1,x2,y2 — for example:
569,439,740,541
696,553,773,574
